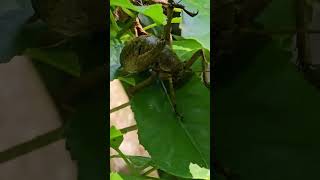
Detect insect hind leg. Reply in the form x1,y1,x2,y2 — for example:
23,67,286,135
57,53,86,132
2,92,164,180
184,49,210,88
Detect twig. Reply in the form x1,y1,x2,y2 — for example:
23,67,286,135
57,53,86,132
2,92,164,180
0,127,65,164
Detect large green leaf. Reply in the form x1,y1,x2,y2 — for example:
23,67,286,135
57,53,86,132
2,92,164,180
25,47,80,77
110,0,166,25
215,40,320,179
65,95,106,180
179,0,210,50
131,76,210,178
256,0,298,29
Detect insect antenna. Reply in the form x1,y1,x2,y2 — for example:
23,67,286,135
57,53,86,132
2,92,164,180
159,79,176,114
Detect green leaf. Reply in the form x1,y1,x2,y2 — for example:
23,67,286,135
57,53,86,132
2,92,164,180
25,47,81,77
256,0,295,29
118,76,136,86
65,95,106,180
110,39,125,80
110,0,166,25
172,39,210,74
117,173,148,180
131,76,210,178
189,163,210,180
215,39,320,179
111,172,124,180
110,126,124,149
179,0,210,49
127,156,157,170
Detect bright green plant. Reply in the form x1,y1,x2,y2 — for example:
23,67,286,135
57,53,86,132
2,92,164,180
110,0,210,179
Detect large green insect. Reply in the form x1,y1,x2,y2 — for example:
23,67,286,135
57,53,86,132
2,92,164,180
119,0,209,118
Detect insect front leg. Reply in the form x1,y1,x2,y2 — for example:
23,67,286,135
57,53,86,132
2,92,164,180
163,0,175,45
184,49,210,88
126,71,157,97
168,76,184,120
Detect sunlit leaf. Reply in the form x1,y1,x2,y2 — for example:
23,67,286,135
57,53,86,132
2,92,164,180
118,76,136,86
110,126,124,149
131,76,210,178
110,172,124,180
189,163,210,180
110,0,166,25
179,0,210,49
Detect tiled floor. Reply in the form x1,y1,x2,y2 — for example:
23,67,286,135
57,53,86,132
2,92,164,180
0,56,76,180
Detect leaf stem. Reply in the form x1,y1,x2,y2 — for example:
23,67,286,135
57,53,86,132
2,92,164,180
114,148,139,175
143,23,157,31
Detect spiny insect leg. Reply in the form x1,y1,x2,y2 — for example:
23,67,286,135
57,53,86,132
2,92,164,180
168,76,184,120
126,71,157,97
170,0,199,17
184,49,210,88
163,0,175,45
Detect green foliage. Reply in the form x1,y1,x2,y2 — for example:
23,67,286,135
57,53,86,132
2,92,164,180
256,0,296,29
66,96,106,180
215,38,320,179
110,40,125,80
110,0,210,179
110,0,166,25
25,47,80,77
110,126,124,149
111,172,124,180
131,76,210,178
189,163,210,180
179,0,210,49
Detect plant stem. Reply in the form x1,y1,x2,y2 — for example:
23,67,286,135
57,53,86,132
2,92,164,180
116,17,137,38
122,7,135,18
114,148,139,175
143,23,157,31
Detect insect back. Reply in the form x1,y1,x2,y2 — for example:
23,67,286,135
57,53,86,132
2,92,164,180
119,35,166,74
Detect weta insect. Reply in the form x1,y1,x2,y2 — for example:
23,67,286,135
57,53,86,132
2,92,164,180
119,0,209,119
